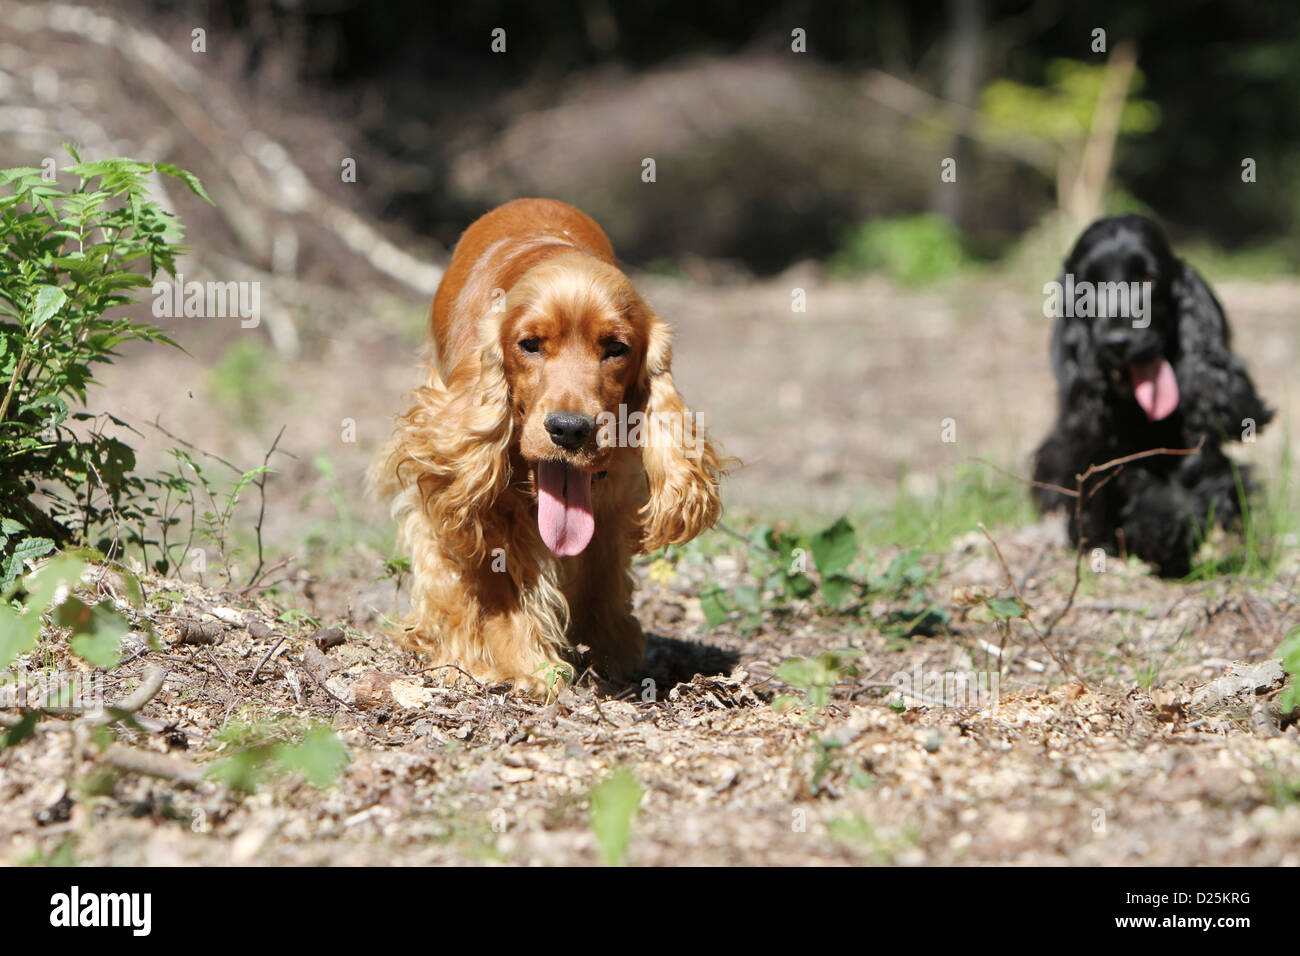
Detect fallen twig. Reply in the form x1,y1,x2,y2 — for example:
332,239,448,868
148,416,243,474
177,619,224,645
1,665,168,733
311,627,347,651
250,634,290,683
88,665,167,726
295,659,356,713
1045,437,1206,638
102,742,203,787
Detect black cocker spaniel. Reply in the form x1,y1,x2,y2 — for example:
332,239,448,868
1032,214,1274,577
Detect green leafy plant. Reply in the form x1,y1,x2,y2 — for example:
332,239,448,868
979,59,1159,157
207,716,349,794
587,765,643,866
952,584,1027,659
1188,446,1297,582
1278,626,1300,717
378,556,411,582
869,548,953,641
0,554,137,674
171,449,271,585
0,147,210,569
208,338,281,431
826,815,917,863
0,554,148,753
830,213,967,284
534,660,576,691
277,608,321,628
699,518,950,639
808,734,851,795
0,518,53,588
770,648,878,795
773,648,864,714
811,517,859,609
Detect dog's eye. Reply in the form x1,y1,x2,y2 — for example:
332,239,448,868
603,340,629,359
518,338,541,354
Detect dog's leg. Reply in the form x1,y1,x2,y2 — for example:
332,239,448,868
487,554,575,693
399,514,571,694
1119,474,1197,577
1179,447,1246,532
562,516,645,684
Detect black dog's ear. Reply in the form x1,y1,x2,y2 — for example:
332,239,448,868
1172,260,1274,442
1048,276,1107,431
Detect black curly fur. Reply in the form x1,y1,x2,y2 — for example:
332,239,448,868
1031,215,1274,577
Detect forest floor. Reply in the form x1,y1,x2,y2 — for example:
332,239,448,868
3,271,1299,866
2,514,1298,866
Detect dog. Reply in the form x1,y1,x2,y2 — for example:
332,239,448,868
1032,214,1273,576
371,198,725,693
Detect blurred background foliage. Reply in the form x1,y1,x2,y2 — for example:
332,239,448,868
121,0,1300,276
2,0,1292,564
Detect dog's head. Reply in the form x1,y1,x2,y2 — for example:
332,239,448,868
483,252,722,556
1057,214,1181,421
501,254,647,473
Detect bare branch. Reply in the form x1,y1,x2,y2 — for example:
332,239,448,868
978,523,1082,684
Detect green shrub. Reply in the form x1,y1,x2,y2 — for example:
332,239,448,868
1278,626,1300,717
209,338,281,430
0,147,210,568
830,213,967,284
208,715,350,794
587,766,643,866
694,516,951,640
0,554,142,691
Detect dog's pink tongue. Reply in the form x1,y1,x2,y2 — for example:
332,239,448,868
536,461,595,557
1128,357,1180,421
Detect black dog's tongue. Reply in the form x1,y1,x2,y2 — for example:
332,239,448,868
1127,357,1179,421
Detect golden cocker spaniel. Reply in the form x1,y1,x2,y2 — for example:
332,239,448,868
372,198,726,693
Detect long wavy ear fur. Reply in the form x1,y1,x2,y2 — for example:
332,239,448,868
635,312,727,552
1031,278,1109,512
1047,276,1110,437
371,316,514,564
1172,260,1274,443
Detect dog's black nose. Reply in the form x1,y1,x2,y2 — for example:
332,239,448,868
1103,329,1133,353
1101,327,1159,366
544,411,595,450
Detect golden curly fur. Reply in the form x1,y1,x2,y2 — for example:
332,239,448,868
370,199,726,694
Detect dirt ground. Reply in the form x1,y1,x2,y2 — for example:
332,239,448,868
4,270,1300,867
2,514,1299,866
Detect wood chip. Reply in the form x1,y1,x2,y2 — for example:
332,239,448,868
176,619,223,645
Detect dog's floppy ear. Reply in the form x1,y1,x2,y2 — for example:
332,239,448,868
382,314,515,562
633,310,726,553
1047,275,1108,434
1172,260,1274,442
